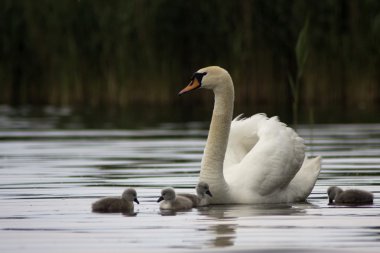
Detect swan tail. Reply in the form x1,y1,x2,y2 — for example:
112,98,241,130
286,156,321,202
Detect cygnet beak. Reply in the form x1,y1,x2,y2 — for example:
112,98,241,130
157,196,164,203
206,190,213,197
134,198,140,204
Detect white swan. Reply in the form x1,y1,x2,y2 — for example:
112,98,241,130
179,66,321,204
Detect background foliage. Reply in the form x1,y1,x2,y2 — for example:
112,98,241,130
1,0,380,122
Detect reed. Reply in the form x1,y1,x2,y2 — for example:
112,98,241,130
289,18,310,127
0,0,379,117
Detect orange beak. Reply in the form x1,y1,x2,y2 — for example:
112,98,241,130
178,78,201,95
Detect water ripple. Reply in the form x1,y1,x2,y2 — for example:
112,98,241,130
0,123,379,252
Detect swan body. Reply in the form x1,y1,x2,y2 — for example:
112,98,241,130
92,188,139,213
328,186,373,205
179,66,321,204
178,182,213,207
157,188,193,210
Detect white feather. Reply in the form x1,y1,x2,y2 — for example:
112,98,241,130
224,114,316,203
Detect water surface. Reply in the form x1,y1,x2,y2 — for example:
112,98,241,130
0,107,379,252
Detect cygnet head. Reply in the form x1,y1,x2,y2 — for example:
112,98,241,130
122,188,139,204
196,182,213,198
157,187,176,202
327,186,343,204
178,66,231,95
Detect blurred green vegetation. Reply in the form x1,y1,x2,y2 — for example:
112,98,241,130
0,0,379,122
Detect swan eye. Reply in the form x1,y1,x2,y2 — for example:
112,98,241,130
192,72,207,84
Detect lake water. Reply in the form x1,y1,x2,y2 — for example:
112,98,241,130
0,106,379,253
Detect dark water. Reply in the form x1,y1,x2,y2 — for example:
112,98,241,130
0,106,379,253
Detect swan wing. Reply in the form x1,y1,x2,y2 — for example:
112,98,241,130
224,114,265,169
286,156,321,202
224,115,305,196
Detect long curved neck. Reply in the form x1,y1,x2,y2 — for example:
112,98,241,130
200,79,234,200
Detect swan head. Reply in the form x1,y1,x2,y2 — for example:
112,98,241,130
179,66,231,95
157,187,176,202
327,186,343,204
122,188,139,204
196,182,213,197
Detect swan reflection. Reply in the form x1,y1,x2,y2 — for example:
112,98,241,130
197,202,315,248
